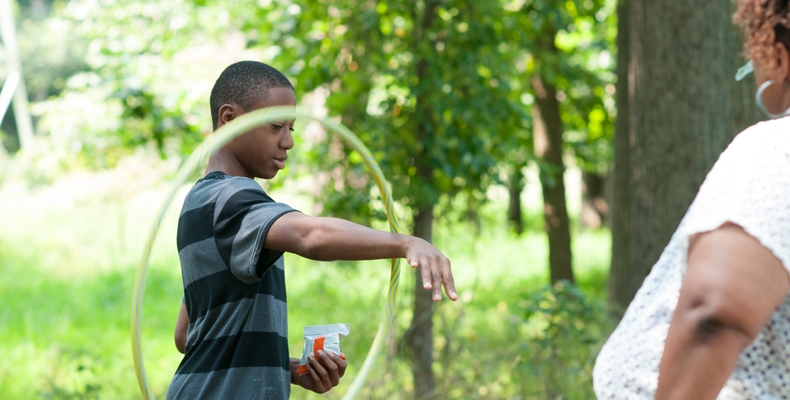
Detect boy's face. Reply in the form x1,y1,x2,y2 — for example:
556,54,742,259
222,87,297,179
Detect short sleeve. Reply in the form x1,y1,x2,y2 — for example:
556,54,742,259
676,125,790,273
214,185,297,284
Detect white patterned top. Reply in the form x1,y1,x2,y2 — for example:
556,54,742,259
593,117,790,399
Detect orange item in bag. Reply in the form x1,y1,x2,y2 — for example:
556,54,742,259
296,324,350,375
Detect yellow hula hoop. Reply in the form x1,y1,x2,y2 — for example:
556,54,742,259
130,106,403,399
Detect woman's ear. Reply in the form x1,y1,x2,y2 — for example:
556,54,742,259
775,42,790,83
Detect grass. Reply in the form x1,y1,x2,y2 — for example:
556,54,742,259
0,164,616,399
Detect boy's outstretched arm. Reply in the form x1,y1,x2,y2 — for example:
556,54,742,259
265,212,458,301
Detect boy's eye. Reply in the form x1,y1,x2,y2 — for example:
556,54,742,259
272,123,294,132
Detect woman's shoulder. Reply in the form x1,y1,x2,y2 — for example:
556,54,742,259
686,117,790,229
730,117,790,152
713,118,790,173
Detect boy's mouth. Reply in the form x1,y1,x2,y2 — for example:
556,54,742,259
273,156,287,169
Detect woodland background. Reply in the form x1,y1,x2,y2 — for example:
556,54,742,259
0,0,762,398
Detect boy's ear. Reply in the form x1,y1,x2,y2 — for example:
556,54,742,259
217,103,243,128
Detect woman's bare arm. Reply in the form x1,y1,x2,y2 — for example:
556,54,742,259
656,223,789,399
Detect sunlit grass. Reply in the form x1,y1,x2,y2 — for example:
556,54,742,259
0,167,614,399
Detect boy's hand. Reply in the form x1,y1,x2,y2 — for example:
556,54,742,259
291,351,347,394
406,237,458,302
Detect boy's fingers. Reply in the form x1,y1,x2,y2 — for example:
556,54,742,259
419,259,432,290
442,263,458,301
305,364,323,392
323,351,347,379
443,276,458,301
308,355,331,391
317,350,341,386
443,284,458,300
432,269,442,301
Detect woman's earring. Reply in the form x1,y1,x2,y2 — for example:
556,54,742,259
755,79,790,119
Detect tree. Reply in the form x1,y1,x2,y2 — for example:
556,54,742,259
608,0,763,309
506,162,527,234
254,1,521,397
532,69,574,283
509,0,615,283
0,0,36,151
26,0,251,169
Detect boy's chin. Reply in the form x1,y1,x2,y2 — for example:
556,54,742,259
261,170,279,180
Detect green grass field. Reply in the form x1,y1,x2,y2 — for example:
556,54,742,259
0,166,616,399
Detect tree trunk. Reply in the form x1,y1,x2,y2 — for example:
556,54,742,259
406,1,439,397
609,0,633,309
0,0,35,150
581,171,608,228
609,0,762,309
407,206,436,399
507,167,524,235
532,74,574,284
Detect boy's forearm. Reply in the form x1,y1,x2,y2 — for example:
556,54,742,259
289,358,300,384
265,212,413,261
291,216,411,261
266,211,457,302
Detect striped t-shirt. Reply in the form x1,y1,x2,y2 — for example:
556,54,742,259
167,171,297,399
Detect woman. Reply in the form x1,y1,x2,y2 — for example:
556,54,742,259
593,1,790,399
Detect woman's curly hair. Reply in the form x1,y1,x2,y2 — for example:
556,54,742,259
734,0,790,76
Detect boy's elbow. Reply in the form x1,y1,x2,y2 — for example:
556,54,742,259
268,213,330,259
175,332,186,354
299,233,334,261
295,220,336,261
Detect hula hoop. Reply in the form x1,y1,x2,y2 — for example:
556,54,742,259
130,106,403,400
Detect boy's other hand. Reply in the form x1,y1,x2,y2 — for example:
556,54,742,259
291,351,347,394
406,237,458,302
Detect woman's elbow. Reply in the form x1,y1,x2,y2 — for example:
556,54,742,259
680,293,760,348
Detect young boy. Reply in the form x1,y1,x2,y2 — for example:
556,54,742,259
166,61,457,399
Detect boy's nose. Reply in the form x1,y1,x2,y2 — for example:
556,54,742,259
281,130,295,150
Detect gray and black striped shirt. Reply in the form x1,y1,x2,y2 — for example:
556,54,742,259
167,171,297,399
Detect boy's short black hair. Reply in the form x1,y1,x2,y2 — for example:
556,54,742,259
209,61,294,130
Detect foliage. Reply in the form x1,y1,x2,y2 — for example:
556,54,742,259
0,172,615,399
1,0,622,396
20,0,250,168
8,0,618,217
518,279,615,398
14,6,90,102
235,0,527,222
509,0,618,175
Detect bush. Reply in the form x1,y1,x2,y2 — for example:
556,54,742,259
516,280,615,399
